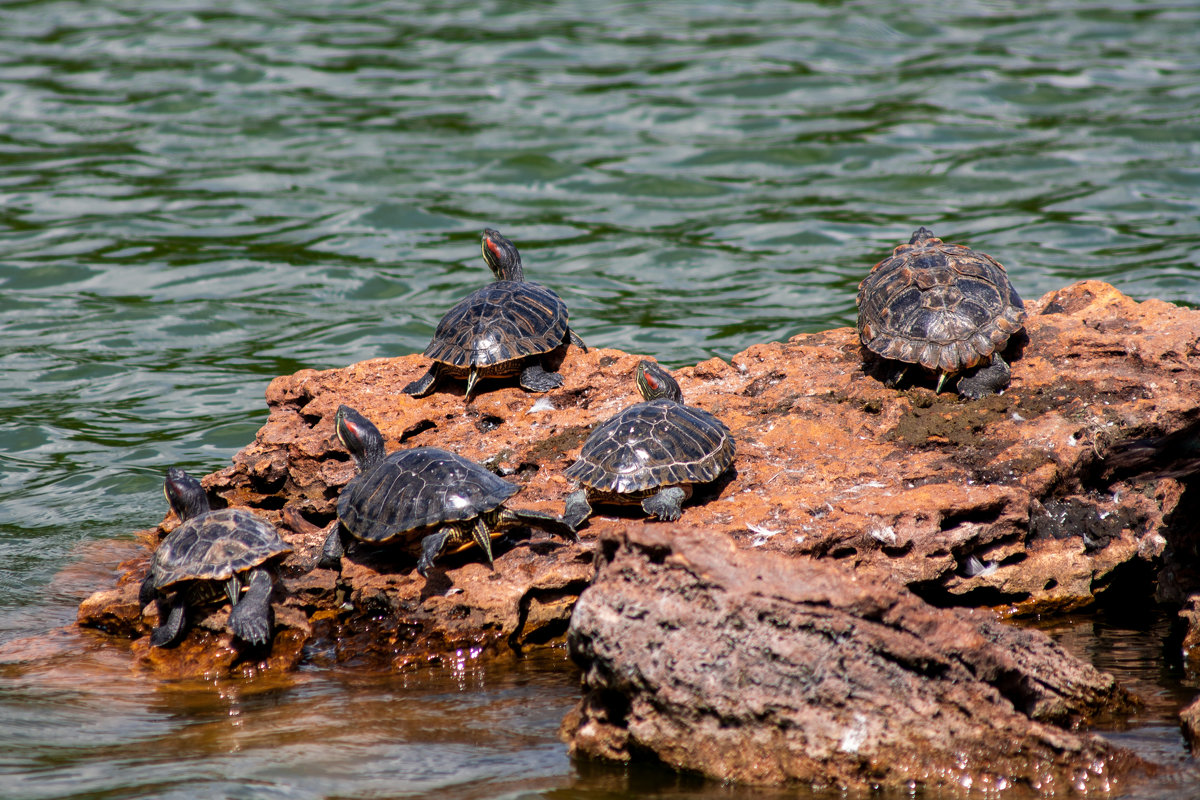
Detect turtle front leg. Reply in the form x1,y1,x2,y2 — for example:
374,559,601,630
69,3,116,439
956,354,1012,399
569,327,588,353
563,489,593,531
640,487,687,522
228,568,274,646
403,364,440,397
518,363,564,393
149,595,187,647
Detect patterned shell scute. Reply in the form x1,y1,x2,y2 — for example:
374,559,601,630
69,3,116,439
857,234,1025,374
149,509,291,590
338,447,519,542
424,280,570,368
565,400,735,495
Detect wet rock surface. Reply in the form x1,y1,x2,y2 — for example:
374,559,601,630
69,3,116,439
76,281,1200,679
562,523,1142,792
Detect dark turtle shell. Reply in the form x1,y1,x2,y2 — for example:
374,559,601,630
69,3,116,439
147,509,291,591
565,399,735,496
338,446,519,543
424,280,570,375
857,228,1025,374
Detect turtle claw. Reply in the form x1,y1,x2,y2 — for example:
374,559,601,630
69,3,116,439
641,487,687,522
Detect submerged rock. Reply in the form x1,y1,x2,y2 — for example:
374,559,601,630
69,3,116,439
76,281,1200,676
562,523,1141,792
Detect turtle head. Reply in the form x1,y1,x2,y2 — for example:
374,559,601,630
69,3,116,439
335,405,386,471
909,227,938,245
164,467,210,522
481,229,525,282
635,360,683,403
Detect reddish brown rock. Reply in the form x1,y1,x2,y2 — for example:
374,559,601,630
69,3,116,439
1181,695,1200,752
76,281,1200,673
562,523,1141,792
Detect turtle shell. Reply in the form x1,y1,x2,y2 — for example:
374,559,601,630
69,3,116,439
148,509,291,591
565,400,735,496
424,280,570,372
338,447,519,543
857,228,1025,374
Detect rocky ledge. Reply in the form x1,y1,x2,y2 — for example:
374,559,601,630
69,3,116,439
562,523,1142,793
77,280,1197,677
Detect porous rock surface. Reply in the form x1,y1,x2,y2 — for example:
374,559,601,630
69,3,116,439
562,523,1141,792
77,281,1200,677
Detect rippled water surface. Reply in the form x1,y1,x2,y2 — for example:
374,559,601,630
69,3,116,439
2,1,1199,797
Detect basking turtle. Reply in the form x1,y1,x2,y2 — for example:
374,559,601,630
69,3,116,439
857,227,1025,398
320,405,576,574
139,468,292,647
403,228,587,402
563,360,735,528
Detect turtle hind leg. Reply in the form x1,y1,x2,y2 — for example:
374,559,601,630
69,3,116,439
563,490,593,531
518,363,564,393
641,487,687,522
149,595,187,647
228,568,274,647
501,507,578,542
956,354,1012,399
403,364,440,397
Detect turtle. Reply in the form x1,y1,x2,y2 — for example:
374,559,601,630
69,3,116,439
320,405,577,575
563,360,736,529
403,228,587,402
139,468,292,648
856,227,1025,398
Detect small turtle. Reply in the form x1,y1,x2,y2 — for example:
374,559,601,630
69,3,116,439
320,405,576,575
403,228,587,402
563,360,736,528
139,468,292,647
857,227,1025,398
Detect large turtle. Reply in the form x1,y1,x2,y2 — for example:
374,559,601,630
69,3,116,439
403,228,587,402
857,227,1025,398
320,405,576,574
139,468,292,647
563,360,736,528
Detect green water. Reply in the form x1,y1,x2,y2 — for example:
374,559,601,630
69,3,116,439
2,1,1199,797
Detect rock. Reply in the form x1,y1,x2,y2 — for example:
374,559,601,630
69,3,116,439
562,523,1142,792
75,281,1200,671
1181,695,1200,752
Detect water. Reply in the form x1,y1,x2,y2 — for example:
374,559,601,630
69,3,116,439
1,1,1198,796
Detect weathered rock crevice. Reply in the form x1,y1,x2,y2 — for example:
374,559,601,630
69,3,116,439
561,524,1142,793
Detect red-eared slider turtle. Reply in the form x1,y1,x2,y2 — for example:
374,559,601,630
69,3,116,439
139,468,292,647
320,405,576,574
563,360,735,528
403,229,587,402
857,227,1025,398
